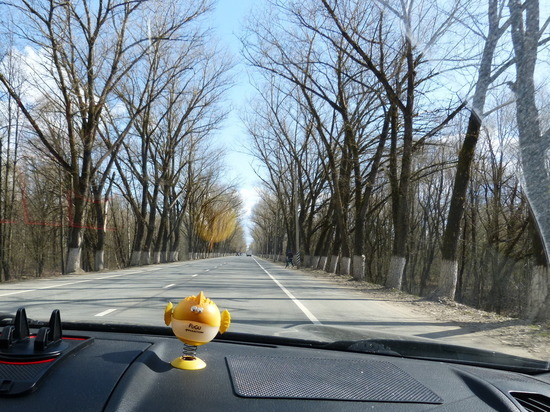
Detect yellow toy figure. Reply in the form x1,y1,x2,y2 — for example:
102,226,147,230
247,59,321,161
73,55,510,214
164,291,231,370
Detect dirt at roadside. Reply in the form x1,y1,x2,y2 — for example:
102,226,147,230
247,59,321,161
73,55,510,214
304,268,550,361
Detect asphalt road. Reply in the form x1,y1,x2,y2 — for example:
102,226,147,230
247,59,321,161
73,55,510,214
0,256,527,355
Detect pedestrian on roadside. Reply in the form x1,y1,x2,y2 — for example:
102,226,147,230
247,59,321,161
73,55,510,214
285,250,294,268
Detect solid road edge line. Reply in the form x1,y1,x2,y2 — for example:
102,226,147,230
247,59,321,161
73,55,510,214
253,258,321,325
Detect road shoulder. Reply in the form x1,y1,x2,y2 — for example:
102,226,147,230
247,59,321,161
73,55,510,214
284,263,550,361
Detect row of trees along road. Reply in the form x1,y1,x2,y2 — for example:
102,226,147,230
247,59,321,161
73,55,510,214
0,0,246,279
245,0,550,320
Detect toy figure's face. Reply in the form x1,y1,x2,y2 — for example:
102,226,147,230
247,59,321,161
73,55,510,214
172,292,221,327
167,292,223,347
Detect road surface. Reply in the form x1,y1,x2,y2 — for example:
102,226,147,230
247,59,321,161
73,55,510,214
0,255,531,356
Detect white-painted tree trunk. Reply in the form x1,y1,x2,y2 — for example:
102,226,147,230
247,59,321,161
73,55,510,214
153,252,161,264
130,251,141,266
527,265,548,320
66,248,82,274
94,250,105,271
340,257,350,275
320,256,328,271
353,255,364,280
386,255,405,289
140,250,151,265
169,251,178,262
436,259,458,300
330,255,339,273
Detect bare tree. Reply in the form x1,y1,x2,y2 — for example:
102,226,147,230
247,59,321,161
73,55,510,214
435,0,512,300
0,39,23,280
320,0,467,288
0,0,207,272
508,0,550,320
244,79,331,259
113,25,232,265
244,1,397,276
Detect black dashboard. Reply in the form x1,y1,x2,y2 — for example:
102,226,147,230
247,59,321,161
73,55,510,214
1,311,550,411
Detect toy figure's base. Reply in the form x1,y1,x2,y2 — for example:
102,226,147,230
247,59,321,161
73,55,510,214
171,356,206,370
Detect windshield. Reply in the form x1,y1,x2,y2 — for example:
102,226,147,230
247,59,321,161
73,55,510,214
0,0,549,365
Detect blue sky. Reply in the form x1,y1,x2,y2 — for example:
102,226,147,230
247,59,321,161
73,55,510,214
211,0,258,184
211,0,262,246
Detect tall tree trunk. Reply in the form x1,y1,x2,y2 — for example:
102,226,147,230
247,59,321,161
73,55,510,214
94,198,107,271
386,64,414,290
436,0,504,299
66,228,83,273
526,212,548,319
140,183,160,265
141,210,156,266
66,179,88,273
130,221,144,266
509,0,550,320
437,114,481,297
92,173,114,271
353,110,389,257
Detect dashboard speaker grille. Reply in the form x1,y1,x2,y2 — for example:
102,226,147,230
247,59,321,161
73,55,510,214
226,356,443,403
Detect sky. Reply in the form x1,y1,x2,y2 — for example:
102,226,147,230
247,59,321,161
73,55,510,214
211,0,262,247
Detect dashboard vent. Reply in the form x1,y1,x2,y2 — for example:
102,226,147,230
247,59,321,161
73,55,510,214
510,392,550,412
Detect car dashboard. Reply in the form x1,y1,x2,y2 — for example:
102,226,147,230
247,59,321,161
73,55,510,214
1,310,550,411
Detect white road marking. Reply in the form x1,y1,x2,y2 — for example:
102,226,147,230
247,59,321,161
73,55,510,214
95,309,117,317
97,273,133,280
164,284,175,289
192,274,198,277
0,279,90,296
0,259,223,300
0,271,142,297
0,290,33,297
38,280,89,289
253,259,321,325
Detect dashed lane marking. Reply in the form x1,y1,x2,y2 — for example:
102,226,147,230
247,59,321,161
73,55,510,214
94,309,117,317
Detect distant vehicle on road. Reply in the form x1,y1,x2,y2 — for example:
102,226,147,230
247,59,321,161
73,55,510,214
246,251,252,256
